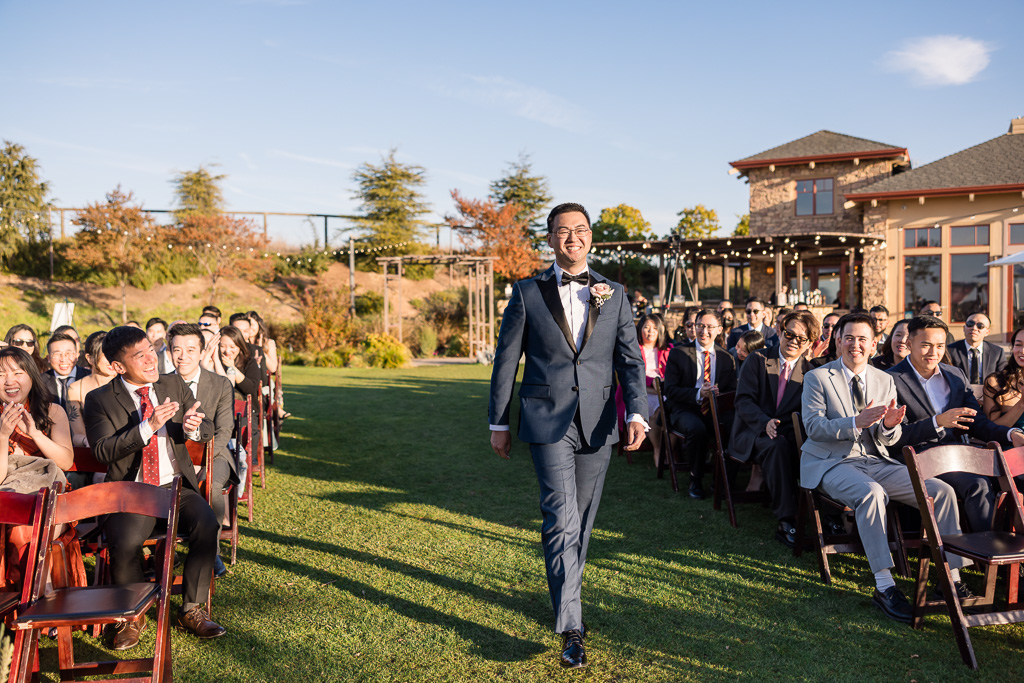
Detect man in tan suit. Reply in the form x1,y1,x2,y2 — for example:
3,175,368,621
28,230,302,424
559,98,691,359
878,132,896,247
801,313,969,624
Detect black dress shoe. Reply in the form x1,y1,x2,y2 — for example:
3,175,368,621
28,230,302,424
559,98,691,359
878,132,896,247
560,629,587,668
688,480,705,500
775,519,797,549
872,586,913,624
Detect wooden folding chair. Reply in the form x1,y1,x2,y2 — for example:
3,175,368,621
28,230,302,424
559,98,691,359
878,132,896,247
270,366,283,443
264,377,275,465
11,479,182,683
903,443,1024,669
192,435,240,566
255,382,267,489
791,412,912,584
653,378,688,492
0,487,52,683
710,392,768,527
235,396,255,523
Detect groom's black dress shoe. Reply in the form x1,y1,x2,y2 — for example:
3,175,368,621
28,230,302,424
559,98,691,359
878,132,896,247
560,629,587,668
688,479,705,500
775,519,797,548
872,586,913,624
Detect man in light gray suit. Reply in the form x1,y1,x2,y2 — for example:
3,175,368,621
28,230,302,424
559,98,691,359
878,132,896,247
168,323,238,577
801,312,969,624
489,203,648,669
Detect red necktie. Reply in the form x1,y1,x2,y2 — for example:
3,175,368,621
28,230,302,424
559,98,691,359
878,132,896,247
776,362,790,408
135,386,161,486
702,349,712,385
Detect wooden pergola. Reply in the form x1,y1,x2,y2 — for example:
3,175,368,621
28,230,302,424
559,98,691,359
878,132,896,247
376,254,497,358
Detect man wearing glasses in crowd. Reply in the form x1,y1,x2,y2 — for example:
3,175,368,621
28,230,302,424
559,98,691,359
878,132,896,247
727,296,778,351
947,312,1005,396
869,306,890,348
918,300,955,346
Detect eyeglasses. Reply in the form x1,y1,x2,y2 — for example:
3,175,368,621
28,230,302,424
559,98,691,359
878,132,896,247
746,308,763,315
782,329,810,345
198,321,214,327
553,227,592,240
49,351,76,360
695,324,720,332
684,322,695,328
964,321,988,329
923,308,942,315
821,321,835,329
11,339,35,347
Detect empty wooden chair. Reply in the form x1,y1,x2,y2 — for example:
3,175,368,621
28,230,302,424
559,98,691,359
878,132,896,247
653,378,688,492
709,391,768,527
235,396,255,523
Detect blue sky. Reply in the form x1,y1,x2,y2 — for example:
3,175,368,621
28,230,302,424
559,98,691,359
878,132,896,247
2,0,1021,246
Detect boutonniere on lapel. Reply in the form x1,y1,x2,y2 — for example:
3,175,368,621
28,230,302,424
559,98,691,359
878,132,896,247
589,283,613,310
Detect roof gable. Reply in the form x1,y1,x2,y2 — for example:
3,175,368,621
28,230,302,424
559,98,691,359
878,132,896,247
730,130,907,169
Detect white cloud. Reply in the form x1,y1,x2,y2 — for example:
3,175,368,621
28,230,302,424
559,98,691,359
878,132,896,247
431,75,590,133
885,35,992,86
270,150,354,170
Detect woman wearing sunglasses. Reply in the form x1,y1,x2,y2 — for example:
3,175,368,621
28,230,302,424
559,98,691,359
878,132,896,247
3,324,48,373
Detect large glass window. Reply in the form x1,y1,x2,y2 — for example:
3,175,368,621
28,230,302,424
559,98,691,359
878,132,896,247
796,178,833,216
1010,224,1024,244
950,225,989,247
1013,264,1024,333
904,255,941,316
904,227,941,248
949,253,989,323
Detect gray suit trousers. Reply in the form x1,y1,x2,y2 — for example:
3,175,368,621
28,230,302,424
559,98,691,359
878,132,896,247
530,418,612,634
820,455,969,574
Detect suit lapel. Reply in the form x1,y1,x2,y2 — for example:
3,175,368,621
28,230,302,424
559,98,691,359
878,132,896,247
894,366,929,416
537,268,576,353
578,271,600,354
111,378,141,422
765,352,780,401
826,361,855,416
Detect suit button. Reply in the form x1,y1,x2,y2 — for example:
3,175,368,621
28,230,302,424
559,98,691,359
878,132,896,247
576,360,582,366
571,386,579,392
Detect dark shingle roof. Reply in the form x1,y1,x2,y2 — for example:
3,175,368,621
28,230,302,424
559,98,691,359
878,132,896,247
847,132,1024,198
731,130,906,166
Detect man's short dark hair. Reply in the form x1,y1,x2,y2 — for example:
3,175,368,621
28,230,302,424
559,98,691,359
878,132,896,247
695,308,722,325
46,332,76,351
869,305,890,316
102,325,149,364
745,296,764,306
546,203,591,233
228,312,249,325
145,317,168,332
782,309,821,344
839,312,876,339
202,305,222,317
53,324,78,338
167,323,205,351
907,315,949,337
740,329,765,353
918,300,940,312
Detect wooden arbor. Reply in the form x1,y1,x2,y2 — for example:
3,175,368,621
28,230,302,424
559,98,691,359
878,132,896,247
376,255,496,358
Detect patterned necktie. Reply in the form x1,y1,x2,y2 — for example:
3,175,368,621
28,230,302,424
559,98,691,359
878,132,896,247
135,387,160,486
776,362,790,408
702,349,712,385
850,375,866,414
970,348,980,384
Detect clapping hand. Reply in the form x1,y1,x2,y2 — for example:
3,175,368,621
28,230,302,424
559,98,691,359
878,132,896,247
0,403,23,439
937,407,975,430
882,399,905,430
183,400,205,433
854,400,887,429
148,397,179,432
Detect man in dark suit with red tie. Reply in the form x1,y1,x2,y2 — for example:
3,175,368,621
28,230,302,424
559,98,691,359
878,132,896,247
663,308,737,499
731,309,818,546
84,326,226,651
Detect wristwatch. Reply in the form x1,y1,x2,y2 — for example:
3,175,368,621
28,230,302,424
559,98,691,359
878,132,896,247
226,367,237,377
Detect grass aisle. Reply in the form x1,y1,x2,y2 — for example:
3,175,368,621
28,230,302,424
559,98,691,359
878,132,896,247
42,365,1024,681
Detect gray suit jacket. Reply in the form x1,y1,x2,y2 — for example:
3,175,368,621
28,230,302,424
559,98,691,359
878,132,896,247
193,368,237,479
800,359,902,489
489,266,647,446
946,339,1006,383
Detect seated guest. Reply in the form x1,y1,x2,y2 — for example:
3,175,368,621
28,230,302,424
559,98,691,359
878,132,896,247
125,320,143,329
247,311,288,420
793,302,810,312
616,314,672,467
889,316,1023,533
67,331,116,449
811,313,840,358
146,317,175,374
53,324,89,370
201,305,222,327
870,319,910,371
167,323,238,578
869,306,890,348
3,324,47,373
947,313,1005,389
230,313,269,387
810,313,848,368
43,332,91,411
727,297,778,350
732,329,764,370
774,308,793,339
0,346,73,586
801,313,970,623
663,309,737,500
917,300,955,345
213,326,263,453
84,326,225,649
719,306,735,347
674,307,699,347
983,327,1024,430
733,310,818,547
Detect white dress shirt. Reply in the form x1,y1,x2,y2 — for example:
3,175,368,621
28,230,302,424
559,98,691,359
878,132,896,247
694,344,717,390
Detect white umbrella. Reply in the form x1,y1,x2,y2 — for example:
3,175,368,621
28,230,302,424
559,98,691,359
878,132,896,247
986,252,1024,267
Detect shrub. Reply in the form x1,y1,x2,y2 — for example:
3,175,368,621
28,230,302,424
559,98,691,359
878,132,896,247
411,287,466,342
417,324,438,358
313,346,354,368
362,333,409,368
292,283,353,353
444,334,468,358
274,246,334,277
355,290,384,317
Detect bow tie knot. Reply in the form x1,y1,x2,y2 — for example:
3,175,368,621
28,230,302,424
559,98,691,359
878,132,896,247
560,271,589,286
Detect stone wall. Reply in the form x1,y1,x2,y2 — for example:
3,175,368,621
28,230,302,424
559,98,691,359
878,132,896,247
749,261,774,301
748,159,894,236
860,202,890,310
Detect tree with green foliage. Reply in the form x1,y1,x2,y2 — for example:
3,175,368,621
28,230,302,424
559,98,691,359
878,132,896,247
171,165,226,222
675,204,720,239
350,149,429,257
489,153,551,243
734,213,750,236
591,204,652,242
0,141,52,268
66,187,159,323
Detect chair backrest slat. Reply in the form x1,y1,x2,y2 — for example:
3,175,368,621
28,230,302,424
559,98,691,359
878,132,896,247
53,481,176,525
902,444,999,482
0,490,41,527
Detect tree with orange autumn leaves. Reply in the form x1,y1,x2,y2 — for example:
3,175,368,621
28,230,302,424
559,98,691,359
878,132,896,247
446,190,539,281
174,213,270,302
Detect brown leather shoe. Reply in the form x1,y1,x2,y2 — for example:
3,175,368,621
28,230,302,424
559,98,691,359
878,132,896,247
112,615,146,651
177,606,226,639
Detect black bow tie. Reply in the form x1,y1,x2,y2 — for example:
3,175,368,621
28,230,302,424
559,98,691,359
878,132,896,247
560,271,589,286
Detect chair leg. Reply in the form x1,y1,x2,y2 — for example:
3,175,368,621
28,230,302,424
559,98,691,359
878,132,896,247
713,449,738,528
888,506,911,578
935,554,978,669
911,543,931,630
808,494,832,585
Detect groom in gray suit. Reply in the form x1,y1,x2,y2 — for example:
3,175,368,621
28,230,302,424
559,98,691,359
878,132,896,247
489,203,648,669
801,312,969,624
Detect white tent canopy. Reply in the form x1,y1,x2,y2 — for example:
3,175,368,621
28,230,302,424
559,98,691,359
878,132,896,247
986,252,1024,267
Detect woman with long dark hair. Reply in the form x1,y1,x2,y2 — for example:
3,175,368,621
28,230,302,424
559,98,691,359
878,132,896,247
3,324,48,373
870,319,911,370
983,327,1024,428
616,313,672,466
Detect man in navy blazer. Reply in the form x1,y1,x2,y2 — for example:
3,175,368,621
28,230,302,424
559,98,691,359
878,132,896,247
726,296,778,350
489,203,648,669
888,315,1024,532
946,312,1006,386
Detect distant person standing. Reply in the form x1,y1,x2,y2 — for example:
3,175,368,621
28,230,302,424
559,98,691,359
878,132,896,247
727,297,778,350
869,305,890,349
947,312,1005,389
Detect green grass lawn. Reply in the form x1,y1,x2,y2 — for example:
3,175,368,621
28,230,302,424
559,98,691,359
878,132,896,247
33,365,1024,681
